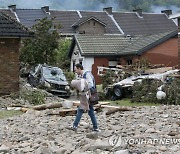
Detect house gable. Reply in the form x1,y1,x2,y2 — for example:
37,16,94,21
72,16,106,34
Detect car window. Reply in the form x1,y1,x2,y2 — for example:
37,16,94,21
42,67,66,81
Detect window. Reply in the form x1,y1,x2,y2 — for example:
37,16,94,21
127,59,132,65
109,60,117,68
93,21,96,26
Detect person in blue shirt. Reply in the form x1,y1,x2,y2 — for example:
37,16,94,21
67,63,100,132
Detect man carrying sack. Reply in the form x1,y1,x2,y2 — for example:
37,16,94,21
67,63,100,132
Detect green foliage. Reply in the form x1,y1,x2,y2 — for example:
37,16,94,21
20,17,60,65
20,89,45,105
164,79,180,105
131,79,162,103
131,78,180,105
56,38,71,70
64,71,75,83
101,70,116,90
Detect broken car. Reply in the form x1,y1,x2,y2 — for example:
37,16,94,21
104,69,179,100
28,64,71,97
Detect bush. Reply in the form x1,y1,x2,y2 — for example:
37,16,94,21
163,79,180,105
19,89,45,105
131,78,180,105
64,71,75,83
101,70,116,90
131,79,163,103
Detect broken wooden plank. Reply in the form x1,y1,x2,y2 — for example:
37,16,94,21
20,107,29,112
100,105,132,111
73,101,110,106
32,102,63,110
59,108,77,117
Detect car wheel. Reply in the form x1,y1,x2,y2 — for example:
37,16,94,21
113,85,123,98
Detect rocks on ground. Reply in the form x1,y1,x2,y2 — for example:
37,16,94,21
0,105,179,154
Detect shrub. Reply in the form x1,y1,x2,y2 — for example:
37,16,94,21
163,79,180,105
131,79,163,103
19,89,45,105
64,71,75,83
131,78,180,105
101,70,116,90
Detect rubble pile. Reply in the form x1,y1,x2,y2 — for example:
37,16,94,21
0,105,179,154
0,67,179,153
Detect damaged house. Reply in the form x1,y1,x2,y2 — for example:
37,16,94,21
0,12,31,96
0,6,178,85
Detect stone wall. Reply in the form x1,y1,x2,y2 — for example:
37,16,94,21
0,38,20,96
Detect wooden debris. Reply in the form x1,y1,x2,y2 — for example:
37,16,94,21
145,67,172,74
105,108,129,115
10,102,63,111
20,107,29,112
9,101,132,117
100,105,132,110
32,102,63,110
73,101,110,106
59,108,77,117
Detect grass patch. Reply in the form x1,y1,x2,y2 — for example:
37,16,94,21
110,98,160,107
0,110,23,119
96,84,103,92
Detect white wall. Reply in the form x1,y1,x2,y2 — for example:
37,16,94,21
83,57,94,71
71,45,94,71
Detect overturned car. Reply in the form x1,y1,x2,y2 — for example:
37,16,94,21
104,69,179,100
28,64,71,97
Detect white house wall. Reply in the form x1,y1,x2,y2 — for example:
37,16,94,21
71,44,94,71
83,57,94,71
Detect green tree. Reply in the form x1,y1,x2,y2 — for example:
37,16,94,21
55,38,71,70
20,17,60,65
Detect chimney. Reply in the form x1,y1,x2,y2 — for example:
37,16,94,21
41,6,49,13
103,7,112,15
161,10,172,17
178,17,180,68
133,9,142,17
8,5,16,12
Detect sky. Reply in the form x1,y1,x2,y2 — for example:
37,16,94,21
0,0,180,14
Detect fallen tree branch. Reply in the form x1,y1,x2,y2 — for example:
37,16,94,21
11,102,63,111
32,102,63,110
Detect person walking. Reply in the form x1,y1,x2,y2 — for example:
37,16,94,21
68,63,100,132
